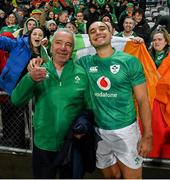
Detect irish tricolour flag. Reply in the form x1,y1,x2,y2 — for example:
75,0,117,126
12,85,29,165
74,34,132,59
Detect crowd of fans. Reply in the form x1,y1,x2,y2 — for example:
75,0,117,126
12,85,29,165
0,0,170,149
0,0,169,50
0,1,170,179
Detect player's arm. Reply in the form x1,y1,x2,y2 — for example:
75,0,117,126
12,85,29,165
133,82,152,157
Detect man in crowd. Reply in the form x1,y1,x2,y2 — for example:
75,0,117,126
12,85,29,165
57,10,69,28
75,11,87,34
116,16,136,37
118,2,135,31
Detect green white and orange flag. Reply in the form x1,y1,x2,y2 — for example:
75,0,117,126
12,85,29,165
74,34,159,109
155,52,170,127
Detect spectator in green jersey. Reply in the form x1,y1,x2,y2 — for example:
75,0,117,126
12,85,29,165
75,11,87,34
0,13,19,34
115,16,137,38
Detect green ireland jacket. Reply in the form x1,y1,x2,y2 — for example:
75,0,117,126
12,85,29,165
0,24,19,34
11,59,89,151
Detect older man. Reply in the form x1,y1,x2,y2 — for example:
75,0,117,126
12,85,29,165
11,28,89,178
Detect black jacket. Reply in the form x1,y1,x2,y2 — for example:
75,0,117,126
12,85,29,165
71,109,96,178
151,15,170,34
55,109,96,179
133,18,151,48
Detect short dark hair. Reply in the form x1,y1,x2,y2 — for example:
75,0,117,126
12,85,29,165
132,8,144,16
88,21,111,34
100,13,113,23
89,3,97,9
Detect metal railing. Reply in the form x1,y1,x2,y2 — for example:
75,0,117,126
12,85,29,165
0,91,32,153
1,91,170,167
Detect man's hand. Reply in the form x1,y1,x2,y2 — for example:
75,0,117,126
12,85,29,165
41,37,48,47
27,57,44,72
131,36,144,43
137,135,152,157
29,67,47,82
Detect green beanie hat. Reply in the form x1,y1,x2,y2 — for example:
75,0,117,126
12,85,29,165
31,9,42,15
127,3,134,7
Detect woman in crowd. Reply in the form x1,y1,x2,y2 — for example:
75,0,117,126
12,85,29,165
132,8,151,48
101,3,118,24
66,21,78,34
13,17,39,38
148,28,170,158
0,27,50,149
149,28,170,68
0,13,19,34
46,11,55,21
0,27,50,94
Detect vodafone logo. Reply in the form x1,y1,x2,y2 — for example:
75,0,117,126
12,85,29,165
97,76,111,91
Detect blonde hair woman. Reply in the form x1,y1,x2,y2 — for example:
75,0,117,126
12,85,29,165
149,28,170,68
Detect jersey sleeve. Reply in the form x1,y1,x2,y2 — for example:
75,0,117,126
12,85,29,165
76,55,91,69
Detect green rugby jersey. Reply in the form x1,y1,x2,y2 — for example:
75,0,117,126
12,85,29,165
78,50,145,130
